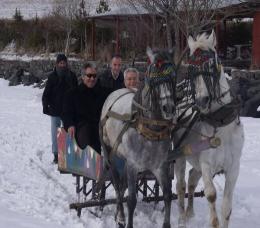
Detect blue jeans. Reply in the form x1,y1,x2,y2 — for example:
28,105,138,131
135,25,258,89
51,116,62,155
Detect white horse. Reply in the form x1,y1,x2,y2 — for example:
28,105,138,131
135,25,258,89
174,31,244,228
100,49,176,228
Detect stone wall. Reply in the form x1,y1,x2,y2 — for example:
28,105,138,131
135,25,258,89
2,58,259,117
230,69,260,117
0,58,145,87
0,59,86,87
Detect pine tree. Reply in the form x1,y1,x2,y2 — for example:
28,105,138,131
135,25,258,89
13,8,23,22
96,0,111,14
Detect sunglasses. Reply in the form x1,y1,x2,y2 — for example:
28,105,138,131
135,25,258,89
84,73,97,79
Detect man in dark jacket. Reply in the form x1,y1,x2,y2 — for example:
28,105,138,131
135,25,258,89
42,54,78,163
99,55,125,91
62,63,111,154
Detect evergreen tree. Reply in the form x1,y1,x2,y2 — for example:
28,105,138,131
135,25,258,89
13,8,23,22
96,0,110,14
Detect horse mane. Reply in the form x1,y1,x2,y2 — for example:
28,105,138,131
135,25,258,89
188,32,216,56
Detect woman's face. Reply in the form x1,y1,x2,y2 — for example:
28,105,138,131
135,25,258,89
124,72,139,89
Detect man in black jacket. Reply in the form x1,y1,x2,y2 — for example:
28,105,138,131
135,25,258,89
99,55,125,91
62,63,111,154
42,54,78,163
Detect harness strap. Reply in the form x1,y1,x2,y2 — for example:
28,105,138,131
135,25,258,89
139,117,172,127
99,90,135,165
136,121,171,141
177,103,194,123
132,99,150,112
111,121,133,155
106,110,134,122
100,91,135,127
200,98,241,128
174,110,200,149
168,136,221,161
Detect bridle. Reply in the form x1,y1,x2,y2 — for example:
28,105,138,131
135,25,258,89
187,48,228,108
132,58,177,140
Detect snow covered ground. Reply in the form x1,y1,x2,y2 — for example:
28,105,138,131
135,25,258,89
0,78,260,228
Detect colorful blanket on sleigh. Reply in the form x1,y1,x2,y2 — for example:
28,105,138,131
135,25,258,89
57,128,103,180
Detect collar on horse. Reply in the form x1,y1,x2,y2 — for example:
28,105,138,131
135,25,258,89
132,84,175,141
135,116,173,141
199,98,241,128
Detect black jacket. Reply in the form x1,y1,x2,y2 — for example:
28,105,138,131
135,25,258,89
62,82,111,131
42,68,78,116
99,69,125,91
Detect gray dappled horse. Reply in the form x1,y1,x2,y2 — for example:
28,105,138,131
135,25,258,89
174,31,244,228
100,48,176,228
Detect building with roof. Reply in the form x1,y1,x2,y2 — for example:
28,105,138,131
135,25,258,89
88,0,260,69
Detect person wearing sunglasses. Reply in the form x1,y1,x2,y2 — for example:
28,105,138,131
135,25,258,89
62,62,111,154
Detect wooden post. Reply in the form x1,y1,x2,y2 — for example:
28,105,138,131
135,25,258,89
215,15,221,53
116,16,120,54
252,11,260,69
223,19,227,59
91,19,96,60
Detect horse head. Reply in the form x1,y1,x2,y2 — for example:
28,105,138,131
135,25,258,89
187,30,232,113
142,47,176,120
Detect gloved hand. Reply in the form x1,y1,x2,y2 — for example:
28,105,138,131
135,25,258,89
43,105,49,115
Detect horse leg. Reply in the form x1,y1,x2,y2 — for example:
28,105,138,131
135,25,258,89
110,166,126,228
221,163,240,228
126,164,137,228
186,168,202,219
201,163,219,228
174,157,186,228
154,162,172,228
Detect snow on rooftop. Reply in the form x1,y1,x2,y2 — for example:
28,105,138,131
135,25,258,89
89,3,148,17
89,1,250,18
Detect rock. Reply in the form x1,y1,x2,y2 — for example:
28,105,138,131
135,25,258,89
8,69,23,86
22,70,39,86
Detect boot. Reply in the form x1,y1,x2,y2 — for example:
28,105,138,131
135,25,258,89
53,154,58,164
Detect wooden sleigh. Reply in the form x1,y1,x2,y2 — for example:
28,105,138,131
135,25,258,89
57,127,204,217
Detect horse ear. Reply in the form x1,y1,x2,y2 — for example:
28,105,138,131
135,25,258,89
188,36,195,56
146,47,155,63
209,30,217,50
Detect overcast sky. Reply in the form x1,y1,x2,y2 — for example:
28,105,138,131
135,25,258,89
0,0,117,19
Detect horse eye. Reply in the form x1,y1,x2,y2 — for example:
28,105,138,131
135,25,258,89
203,96,210,104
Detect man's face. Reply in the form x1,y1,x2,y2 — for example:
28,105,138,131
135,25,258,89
111,57,122,76
124,71,139,89
57,60,67,69
82,67,97,88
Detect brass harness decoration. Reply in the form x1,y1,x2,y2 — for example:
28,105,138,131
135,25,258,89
136,117,174,141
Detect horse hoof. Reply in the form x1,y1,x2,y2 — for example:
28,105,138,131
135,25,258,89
178,218,186,228
117,223,125,228
178,224,186,228
186,208,195,219
126,225,133,228
162,222,171,228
